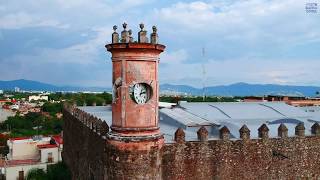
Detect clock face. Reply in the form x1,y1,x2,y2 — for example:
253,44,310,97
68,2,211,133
132,83,151,104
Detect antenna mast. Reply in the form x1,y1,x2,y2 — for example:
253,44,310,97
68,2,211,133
201,47,206,101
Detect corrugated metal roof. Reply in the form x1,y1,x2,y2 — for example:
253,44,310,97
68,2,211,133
78,102,320,141
261,102,311,118
160,108,214,127
178,102,228,122
79,106,112,125
180,102,286,120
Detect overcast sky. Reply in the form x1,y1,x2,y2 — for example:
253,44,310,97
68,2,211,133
0,0,319,87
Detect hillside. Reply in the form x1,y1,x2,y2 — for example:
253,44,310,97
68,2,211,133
0,79,110,92
0,79,319,96
160,82,320,97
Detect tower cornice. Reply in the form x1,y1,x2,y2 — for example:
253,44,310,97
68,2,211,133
105,43,165,52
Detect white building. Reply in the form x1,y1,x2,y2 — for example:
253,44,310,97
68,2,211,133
0,135,63,180
0,90,3,94
14,87,20,93
28,95,49,102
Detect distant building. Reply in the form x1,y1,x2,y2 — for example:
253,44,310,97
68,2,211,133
0,90,3,94
28,95,48,102
0,135,63,180
244,95,305,102
14,87,20,93
244,95,320,107
0,99,10,104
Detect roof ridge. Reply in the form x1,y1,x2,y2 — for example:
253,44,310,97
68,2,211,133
258,103,287,117
208,104,232,119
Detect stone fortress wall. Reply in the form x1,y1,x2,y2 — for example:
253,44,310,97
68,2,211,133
63,104,320,180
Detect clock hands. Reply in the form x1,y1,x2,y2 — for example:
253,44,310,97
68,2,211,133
140,90,146,95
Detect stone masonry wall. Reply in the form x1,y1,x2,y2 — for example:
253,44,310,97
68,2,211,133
63,105,320,180
162,137,320,179
63,105,163,180
105,143,163,180
63,107,107,180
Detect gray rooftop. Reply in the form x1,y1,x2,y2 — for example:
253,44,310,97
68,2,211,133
79,102,320,142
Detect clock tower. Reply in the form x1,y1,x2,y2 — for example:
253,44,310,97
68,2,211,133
105,23,165,150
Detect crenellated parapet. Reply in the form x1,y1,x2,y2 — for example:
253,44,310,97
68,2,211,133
295,122,305,137
173,122,320,144
219,126,230,140
278,123,288,138
311,122,320,136
239,125,250,141
258,123,269,139
63,103,109,137
165,122,320,179
197,126,209,141
100,121,109,136
174,128,185,143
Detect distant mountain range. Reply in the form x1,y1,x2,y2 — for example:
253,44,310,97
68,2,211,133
0,79,319,97
0,79,110,92
160,83,320,97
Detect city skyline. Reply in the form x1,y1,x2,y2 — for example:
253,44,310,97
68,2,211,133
0,0,319,87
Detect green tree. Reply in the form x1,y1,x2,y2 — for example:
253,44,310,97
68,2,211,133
46,162,71,180
48,92,63,101
26,168,47,180
97,92,112,104
4,102,13,105
26,162,71,180
42,117,63,134
0,112,63,137
42,102,63,116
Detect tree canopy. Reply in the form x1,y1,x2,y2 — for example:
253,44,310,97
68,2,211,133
26,162,71,180
0,112,62,137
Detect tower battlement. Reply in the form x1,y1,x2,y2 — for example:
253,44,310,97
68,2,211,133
110,22,159,44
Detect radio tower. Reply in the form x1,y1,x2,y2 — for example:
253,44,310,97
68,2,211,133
201,47,206,101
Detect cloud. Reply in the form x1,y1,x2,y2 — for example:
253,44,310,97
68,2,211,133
0,0,152,30
155,1,215,28
160,58,320,87
0,0,319,87
0,12,67,29
161,49,188,64
1,27,111,64
154,0,320,56
0,26,113,86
